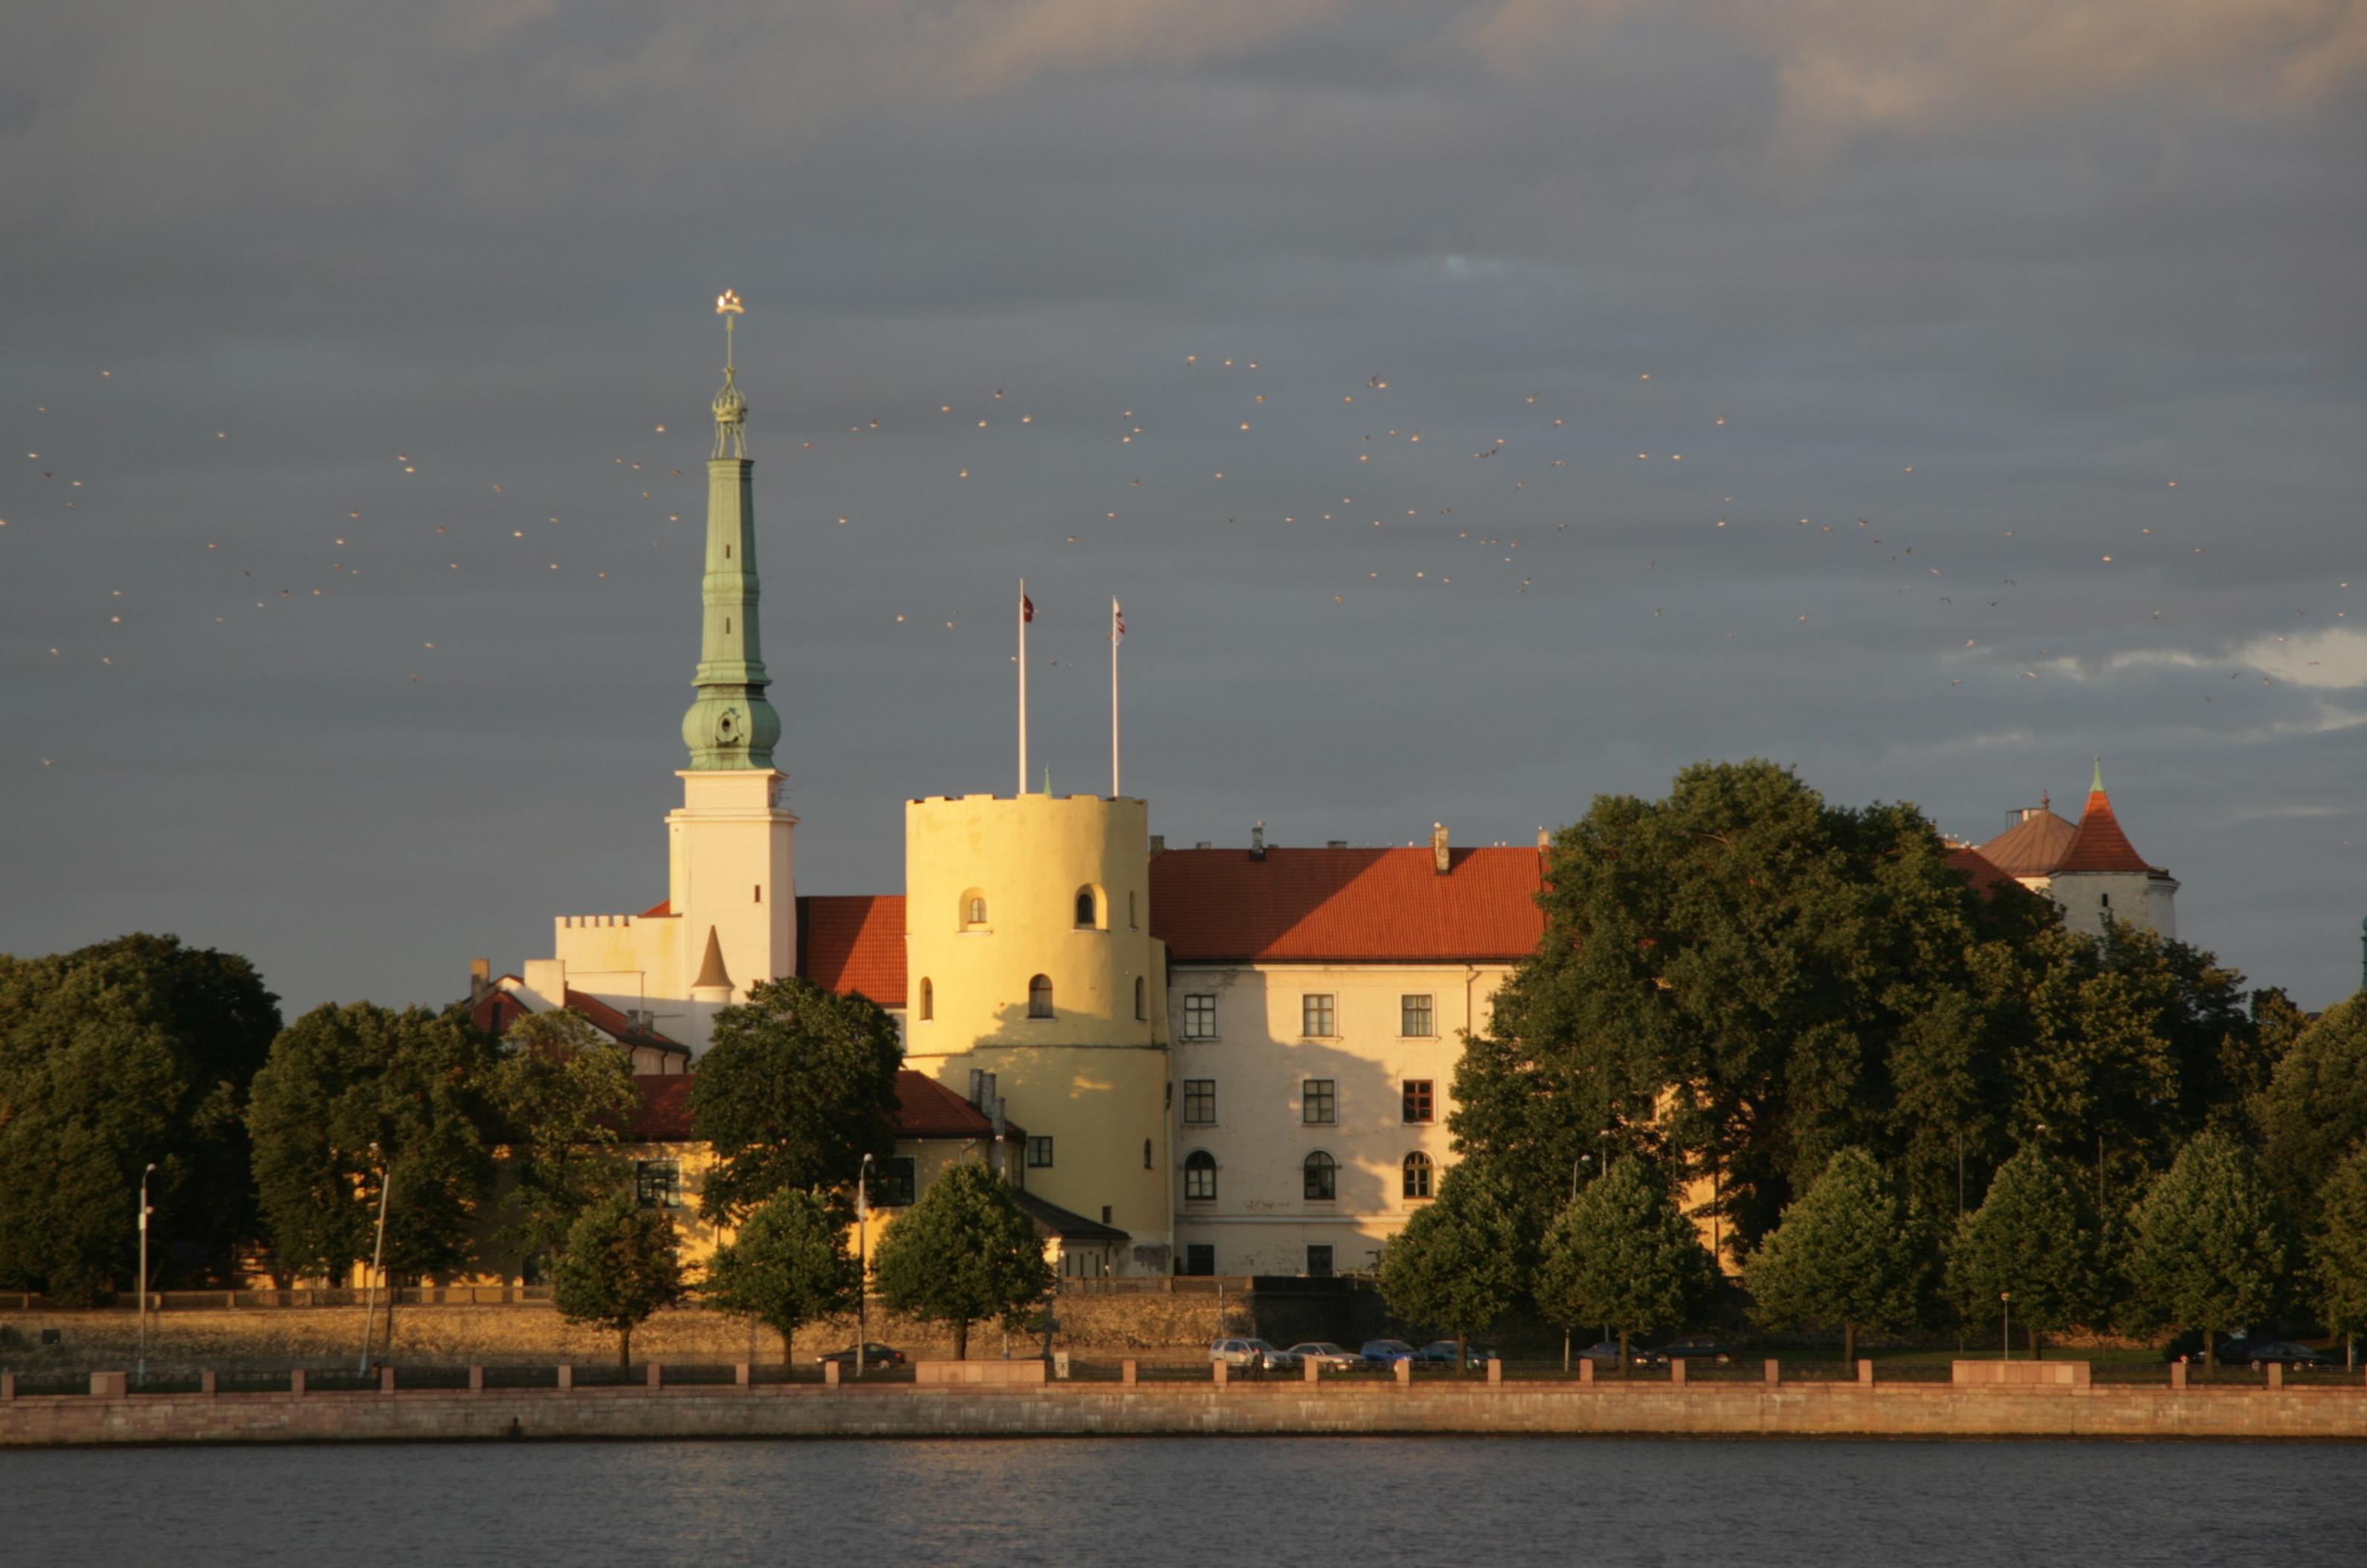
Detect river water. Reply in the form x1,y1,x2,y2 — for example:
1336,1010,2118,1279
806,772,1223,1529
6,1436,2357,1567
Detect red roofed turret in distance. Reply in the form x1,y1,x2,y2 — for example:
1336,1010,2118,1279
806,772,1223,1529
1978,758,2177,941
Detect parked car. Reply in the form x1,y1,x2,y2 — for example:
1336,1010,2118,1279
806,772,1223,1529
1283,1342,1365,1371
1360,1338,1421,1367
2215,1339,2328,1369
1210,1337,1297,1372
816,1342,905,1368
1417,1340,1499,1369
1651,1338,1735,1364
1574,1340,1627,1364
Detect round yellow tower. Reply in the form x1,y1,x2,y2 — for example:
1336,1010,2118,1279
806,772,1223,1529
902,793,1169,1270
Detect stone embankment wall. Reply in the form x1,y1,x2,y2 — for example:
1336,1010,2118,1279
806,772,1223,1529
0,1295,1244,1373
6,1378,2364,1447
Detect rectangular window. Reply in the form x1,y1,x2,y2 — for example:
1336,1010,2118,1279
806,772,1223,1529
1306,1245,1334,1278
1302,993,1336,1037
1183,993,1218,1040
633,1159,682,1210
1401,993,1434,1037
1403,1080,1434,1123
1027,1136,1054,1168
873,1156,917,1208
1183,1079,1216,1126
1184,1244,1216,1277
1302,1079,1335,1126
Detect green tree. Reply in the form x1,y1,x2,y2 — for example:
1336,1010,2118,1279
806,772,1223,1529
247,1001,497,1285
2310,1145,2367,1369
1534,1157,1718,1373
689,977,902,1223
2123,1132,2289,1380
1451,762,2035,1251
1377,1163,1525,1368
551,1190,688,1367
1945,1146,2105,1358
2253,996,2367,1224
705,1189,861,1368
870,1160,1053,1360
486,1010,640,1270
1745,1146,1924,1366
0,935,282,1300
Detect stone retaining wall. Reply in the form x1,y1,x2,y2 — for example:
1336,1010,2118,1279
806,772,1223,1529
6,1378,2363,1447
0,1293,1242,1372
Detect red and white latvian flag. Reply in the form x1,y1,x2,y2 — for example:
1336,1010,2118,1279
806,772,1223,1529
1021,587,1036,624
1111,598,1126,645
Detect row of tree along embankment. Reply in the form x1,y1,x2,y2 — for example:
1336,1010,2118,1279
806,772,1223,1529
6,1361,2365,1445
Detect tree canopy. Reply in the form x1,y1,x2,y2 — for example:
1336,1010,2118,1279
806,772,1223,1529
1533,1157,1718,1369
2253,994,2367,1225
247,1001,497,1284
2308,1144,2367,1356
688,977,902,1223
1745,1146,1925,1364
705,1188,862,1368
1377,1163,1525,1366
1945,1146,2105,1355
0,935,281,1299
870,1160,1053,1360
551,1190,688,1367
486,1008,640,1270
1450,761,2288,1252
2123,1131,2289,1378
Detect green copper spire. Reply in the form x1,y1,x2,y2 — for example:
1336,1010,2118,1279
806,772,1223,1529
680,290,781,770
2090,755,2105,795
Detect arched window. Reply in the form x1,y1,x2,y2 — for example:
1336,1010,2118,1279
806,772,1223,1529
1302,1150,1337,1201
1134,975,1147,1022
1074,885,1105,929
1028,974,1054,1019
917,978,934,1022
1184,1150,1217,1201
1402,1152,1434,1200
961,891,988,929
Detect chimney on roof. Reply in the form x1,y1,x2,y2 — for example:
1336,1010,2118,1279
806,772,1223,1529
1149,834,1166,854
969,1068,986,1108
1537,827,1551,850
468,958,491,1003
1194,841,1212,851
1250,822,1266,861
1432,822,1450,874
1326,839,1349,850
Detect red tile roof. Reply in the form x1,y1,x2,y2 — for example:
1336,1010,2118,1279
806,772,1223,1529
563,988,685,1052
628,1068,1020,1145
2058,789,2155,874
1945,845,2015,895
1149,845,1546,964
1977,807,2079,877
639,899,672,919
469,987,533,1039
630,1074,696,1140
798,895,908,1007
893,1069,1024,1140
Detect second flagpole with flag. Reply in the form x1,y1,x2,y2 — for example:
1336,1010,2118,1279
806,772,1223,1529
1018,581,1034,796
1111,597,1126,796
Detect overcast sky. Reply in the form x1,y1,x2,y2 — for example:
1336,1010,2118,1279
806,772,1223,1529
5,2,2363,1016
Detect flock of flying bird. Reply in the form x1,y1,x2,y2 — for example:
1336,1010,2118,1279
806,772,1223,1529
9,341,2352,774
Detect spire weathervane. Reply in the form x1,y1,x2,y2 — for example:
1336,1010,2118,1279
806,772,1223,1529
713,290,747,460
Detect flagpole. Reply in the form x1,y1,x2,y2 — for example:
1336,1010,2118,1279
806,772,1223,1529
1111,597,1121,798
1018,579,1028,796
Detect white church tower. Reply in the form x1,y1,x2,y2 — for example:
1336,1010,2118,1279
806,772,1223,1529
520,293,796,1052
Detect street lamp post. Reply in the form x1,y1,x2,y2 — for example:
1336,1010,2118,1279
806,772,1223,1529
136,1163,156,1383
1562,1155,1588,1373
358,1144,392,1376
856,1152,874,1381
2001,1292,2012,1361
